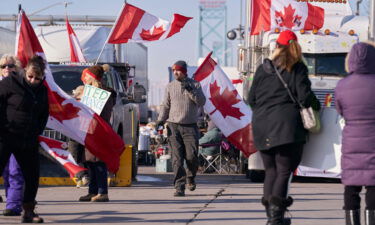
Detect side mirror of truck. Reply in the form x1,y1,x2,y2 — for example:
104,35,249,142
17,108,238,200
127,83,147,104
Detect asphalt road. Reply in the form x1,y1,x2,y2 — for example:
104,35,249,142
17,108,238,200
0,166,363,225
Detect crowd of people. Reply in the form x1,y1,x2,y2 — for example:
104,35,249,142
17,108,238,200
0,30,374,225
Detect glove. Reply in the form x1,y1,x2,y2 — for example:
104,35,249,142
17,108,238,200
181,79,194,92
155,120,164,129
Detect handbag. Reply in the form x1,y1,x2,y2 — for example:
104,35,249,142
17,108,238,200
272,63,321,133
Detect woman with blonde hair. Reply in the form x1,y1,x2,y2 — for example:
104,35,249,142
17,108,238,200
335,42,375,225
0,55,49,223
0,54,22,79
0,54,25,216
248,30,320,225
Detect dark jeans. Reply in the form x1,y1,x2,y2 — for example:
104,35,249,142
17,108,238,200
68,140,88,179
0,135,40,203
344,186,375,210
167,123,199,190
87,161,108,195
259,143,304,200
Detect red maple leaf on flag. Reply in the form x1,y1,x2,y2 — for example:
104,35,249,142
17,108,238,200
140,25,166,41
275,4,302,28
51,151,69,160
209,81,244,120
47,89,80,123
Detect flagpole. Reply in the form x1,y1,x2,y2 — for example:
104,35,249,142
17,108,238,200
95,42,108,65
95,2,127,65
64,2,68,18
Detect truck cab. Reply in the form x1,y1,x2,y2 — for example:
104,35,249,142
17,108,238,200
44,63,146,179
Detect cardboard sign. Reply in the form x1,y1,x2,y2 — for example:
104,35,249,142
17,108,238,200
80,84,111,115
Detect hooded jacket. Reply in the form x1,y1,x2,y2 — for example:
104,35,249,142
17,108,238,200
248,59,318,150
335,42,375,186
0,72,49,140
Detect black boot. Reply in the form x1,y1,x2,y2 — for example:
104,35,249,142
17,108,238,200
345,209,361,225
22,202,44,223
365,210,375,225
268,196,292,225
261,197,271,225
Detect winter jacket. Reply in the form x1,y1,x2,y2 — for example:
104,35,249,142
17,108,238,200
199,127,222,155
335,42,375,186
248,59,319,151
0,72,49,141
158,77,206,124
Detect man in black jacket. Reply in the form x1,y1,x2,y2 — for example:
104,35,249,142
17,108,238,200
0,55,49,223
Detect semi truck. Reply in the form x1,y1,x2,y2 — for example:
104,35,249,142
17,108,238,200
237,0,374,180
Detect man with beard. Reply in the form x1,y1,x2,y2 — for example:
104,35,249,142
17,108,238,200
157,60,206,197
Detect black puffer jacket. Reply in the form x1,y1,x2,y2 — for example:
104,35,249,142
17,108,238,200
0,72,49,140
248,59,319,151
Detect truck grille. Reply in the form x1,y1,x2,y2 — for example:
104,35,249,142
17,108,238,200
312,89,335,108
42,129,68,142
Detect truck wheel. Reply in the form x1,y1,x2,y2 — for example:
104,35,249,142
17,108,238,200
131,125,140,181
239,152,248,174
248,170,265,183
131,144,138,181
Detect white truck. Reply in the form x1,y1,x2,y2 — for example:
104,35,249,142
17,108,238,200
238,0,373,181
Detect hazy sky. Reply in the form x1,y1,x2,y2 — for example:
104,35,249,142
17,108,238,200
0,1,243,79
0,0,370,105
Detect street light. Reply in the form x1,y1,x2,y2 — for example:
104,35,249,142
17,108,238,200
29,1,73,16
227,25,245,41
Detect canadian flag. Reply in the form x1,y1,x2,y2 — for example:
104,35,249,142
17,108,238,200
194,53,256,157
39,136,87,178
66,16,86,63
16,10,125,173
251,0,324,35
107,3,192,43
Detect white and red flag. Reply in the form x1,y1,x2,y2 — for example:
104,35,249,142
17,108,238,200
39,136,87,178
194,53,256,157
66,16,86,63
250,0,324,35
16,10,125,173
107,3,192,43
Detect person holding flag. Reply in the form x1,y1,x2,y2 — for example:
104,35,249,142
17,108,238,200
248,30,320,225
157,60,206,197
0,55,49,223
74,65,116,202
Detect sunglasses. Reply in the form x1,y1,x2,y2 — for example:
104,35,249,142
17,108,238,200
0,64,15,69
27,75,44,81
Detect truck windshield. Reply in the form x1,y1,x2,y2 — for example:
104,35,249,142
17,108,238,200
52,70,83,95
303,53,347,77
51,67,115,95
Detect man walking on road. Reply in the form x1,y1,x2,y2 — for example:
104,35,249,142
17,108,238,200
157,60,206,197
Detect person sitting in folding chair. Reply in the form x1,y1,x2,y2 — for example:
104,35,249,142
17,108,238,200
198,122,223,173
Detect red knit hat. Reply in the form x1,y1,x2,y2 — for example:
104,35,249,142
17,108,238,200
276,30,298,46
172,60,187,74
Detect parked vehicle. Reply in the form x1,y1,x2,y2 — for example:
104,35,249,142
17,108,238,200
43,63,146,179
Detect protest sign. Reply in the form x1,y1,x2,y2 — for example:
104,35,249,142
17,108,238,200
80,84,111,114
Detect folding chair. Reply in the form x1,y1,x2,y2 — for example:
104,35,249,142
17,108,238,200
198,143,222,173
219,140,240,174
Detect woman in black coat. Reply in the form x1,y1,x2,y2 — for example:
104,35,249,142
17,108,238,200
0,55,49,223
248,30,319,225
